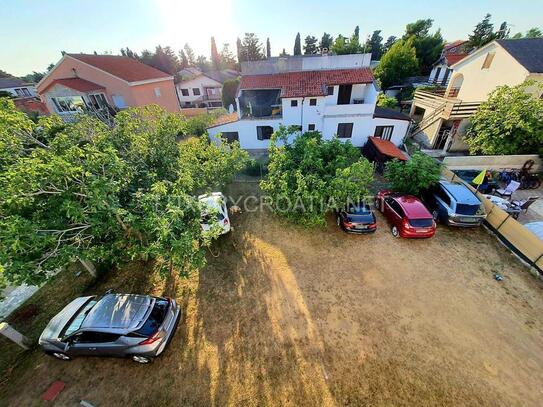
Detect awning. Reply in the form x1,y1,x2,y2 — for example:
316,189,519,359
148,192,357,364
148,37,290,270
368,137,407,161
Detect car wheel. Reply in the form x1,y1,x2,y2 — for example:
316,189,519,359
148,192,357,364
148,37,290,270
51,352,71,361
432,210,439,222
132,355,152,364
391,226,400,238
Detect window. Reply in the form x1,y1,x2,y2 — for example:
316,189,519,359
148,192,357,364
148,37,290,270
309,98,317,106
154,87,161,97
112,95,127,108
337,123,353,138
51,96,86,113
290,100,298,107
72,331,121,344
433,67,442,83
257,126,274,140
61,300,98,338
327,86,334,95
433,185,451,207
308,124,315,131
181,88,189,96
15,88,31,97
135,299,169,337
184,102,192,107
193,88,201,95
221,132,239,143
88,93,107,109
481,52,495,69
388,199,405,217
374,126,394,141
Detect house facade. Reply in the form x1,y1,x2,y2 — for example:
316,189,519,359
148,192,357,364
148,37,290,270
37,53,180,119
176,68,239,109
0,78,37,98
409,38,543,154
427,40,469,86
207,54,410,152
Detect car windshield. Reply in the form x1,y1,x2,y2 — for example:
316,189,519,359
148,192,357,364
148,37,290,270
201,211,225,223
409,218,434,228
135,298,169,337
62,300,98,337
347,204,374,222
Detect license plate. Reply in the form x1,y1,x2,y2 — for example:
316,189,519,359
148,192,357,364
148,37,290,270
459,217,476,223
416,229,428,233
354,224,368,229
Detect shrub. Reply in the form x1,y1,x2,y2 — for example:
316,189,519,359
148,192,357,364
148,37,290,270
384,151,441,196
377,94,398,108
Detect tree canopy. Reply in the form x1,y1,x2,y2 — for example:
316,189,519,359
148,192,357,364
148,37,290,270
365,30,384,60
260,127,374,227
238,33,265,62
304,36,319,55
402,19,443,74
384,152,442,196
467,14,510,48
0,100,249,285
465,81,543,155
374,39,419,90
222,77,241,111
320,33,334,50
294,33,302,55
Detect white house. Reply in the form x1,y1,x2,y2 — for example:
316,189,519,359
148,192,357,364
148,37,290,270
0,77,37,97
410,38,543,154
176,68,239,109
427,40,469,86
207,54,411,153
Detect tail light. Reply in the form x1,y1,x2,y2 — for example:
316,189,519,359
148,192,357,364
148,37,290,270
403,219,412,229
344,221,353,228
368,223,377,228
139,330,162,346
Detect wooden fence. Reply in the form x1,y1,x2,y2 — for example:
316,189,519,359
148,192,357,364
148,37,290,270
442,167,543,276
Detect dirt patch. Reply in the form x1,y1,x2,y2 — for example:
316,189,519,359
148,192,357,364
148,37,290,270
1,182,543,406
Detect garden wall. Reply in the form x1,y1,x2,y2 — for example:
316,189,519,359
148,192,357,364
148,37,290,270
443,154,542,172
442,167,543,275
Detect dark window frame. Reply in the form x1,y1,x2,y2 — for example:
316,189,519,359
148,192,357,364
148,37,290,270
375,125,394,141
309,98,317,106
308,124,315,131
221,132,239,143
257,126,274,140
181,88,189,96
290,100,298,107
337,123,353,138
192,88,201,96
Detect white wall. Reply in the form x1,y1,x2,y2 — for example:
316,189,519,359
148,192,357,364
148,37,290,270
301,53,371,70
450,43,529,101
176,75,222,106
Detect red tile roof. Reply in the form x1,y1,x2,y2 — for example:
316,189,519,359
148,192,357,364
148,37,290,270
368,137,407,161
67,54,172,82
445,53,468,66
208,112,239,128
13,97,49,115
41,78,105,93
240,68,374,98
444,40,467,51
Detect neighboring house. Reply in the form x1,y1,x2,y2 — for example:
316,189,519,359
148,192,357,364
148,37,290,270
36,53,179,120
207,54,410,153
409,38,543,154
0,77,37,97
176,68,239,109
428,40,470,86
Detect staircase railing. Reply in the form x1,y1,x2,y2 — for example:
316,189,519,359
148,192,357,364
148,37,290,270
409,101,447,137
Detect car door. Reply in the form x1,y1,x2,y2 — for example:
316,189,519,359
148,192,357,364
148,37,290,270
383,197,397,223
66,331,122,357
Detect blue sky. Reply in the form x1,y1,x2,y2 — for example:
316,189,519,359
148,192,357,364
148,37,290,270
1,0,542,76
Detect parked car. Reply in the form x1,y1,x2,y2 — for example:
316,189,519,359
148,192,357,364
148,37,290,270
198,192,231,234
421,180,486,227
336,202,377,233
375,190,436,238
39,293,181,364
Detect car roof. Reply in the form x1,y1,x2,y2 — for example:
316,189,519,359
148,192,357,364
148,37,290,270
393,195,432,219
81,294,152,332
198,192,225,212
439,180,480,205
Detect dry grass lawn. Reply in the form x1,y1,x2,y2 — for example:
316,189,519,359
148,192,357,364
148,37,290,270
1,181,543,406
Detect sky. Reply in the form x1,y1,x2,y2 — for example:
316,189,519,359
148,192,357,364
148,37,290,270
1,0,542,76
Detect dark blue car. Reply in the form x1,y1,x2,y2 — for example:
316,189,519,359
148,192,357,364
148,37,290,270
421,180,486,227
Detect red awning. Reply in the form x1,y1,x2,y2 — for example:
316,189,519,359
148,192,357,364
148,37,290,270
368,137,407,161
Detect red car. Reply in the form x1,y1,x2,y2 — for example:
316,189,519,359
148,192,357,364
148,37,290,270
375,190,436,238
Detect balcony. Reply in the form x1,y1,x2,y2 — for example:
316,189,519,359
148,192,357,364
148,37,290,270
323,102,374,117
239,89,282,119
412,88,480,119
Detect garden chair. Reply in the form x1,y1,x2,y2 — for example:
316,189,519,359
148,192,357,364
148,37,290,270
512,196,539,215
494,180,520,200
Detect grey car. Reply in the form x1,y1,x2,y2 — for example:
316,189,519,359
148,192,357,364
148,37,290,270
39,293,181,363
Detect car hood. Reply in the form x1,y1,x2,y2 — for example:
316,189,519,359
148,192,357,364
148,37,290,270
39,296,94,342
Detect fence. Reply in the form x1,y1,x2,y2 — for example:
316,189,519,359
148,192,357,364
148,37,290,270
443,154,542,172
441,167,543,275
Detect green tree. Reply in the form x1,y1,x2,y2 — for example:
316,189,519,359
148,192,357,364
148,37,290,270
331,33,363,55
374,39,419,90
294,33,302,55
239,33,265,62
279,48,289,57
526,28,543,38
266,38,271,58
468,14,496,48
147,45,179,74
196,55,210,72
0,101,248,285
384,152,442,196
260,127,374,227
0,70,14,79
320,33,333,50
184,43,196,65
377,94,398,108
383,36,397,53
403,19,443,74
465,81,543,155
179,49,189,68
120,47,138,59
365,30,384,59
219,44,237,69
354,25,360,40
304,35,319,54
222,77,240,110
211,37,221,70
